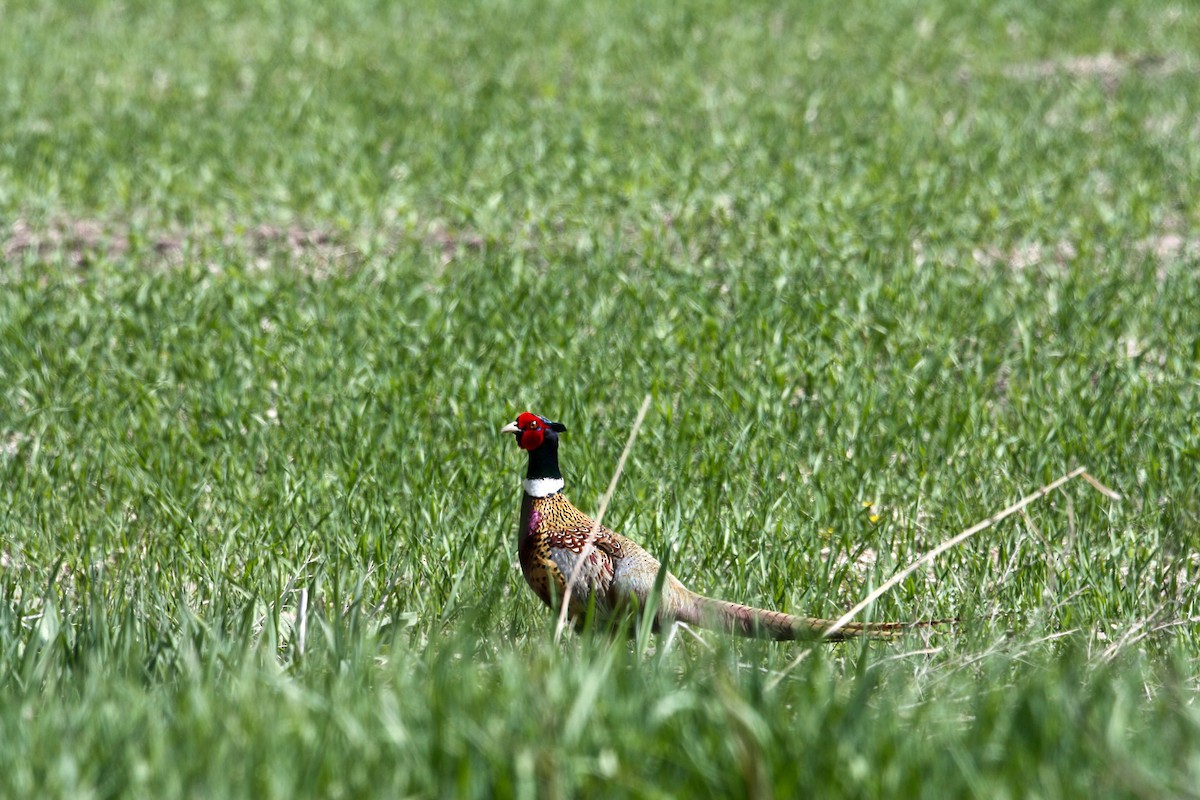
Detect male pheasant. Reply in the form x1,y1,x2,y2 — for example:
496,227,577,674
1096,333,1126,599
501,411,949,641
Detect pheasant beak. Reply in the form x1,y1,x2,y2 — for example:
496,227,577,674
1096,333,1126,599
499,421,520,436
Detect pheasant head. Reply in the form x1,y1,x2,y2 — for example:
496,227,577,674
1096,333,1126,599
500,412,568,496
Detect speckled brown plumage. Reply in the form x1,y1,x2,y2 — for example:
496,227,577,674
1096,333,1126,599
503,412,953,641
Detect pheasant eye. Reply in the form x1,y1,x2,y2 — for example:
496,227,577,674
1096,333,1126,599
516,411,542,430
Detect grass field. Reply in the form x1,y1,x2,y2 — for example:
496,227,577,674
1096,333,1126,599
2,0,1199,796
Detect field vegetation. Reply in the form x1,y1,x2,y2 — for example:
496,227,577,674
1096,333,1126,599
1,1,1198,796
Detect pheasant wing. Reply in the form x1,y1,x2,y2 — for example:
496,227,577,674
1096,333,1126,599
542,525,625,618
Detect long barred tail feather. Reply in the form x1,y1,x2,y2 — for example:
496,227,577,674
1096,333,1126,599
679,595,955,642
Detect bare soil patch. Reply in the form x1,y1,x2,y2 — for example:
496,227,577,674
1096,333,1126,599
2,215,492,277
2,216,352,271
1004,52,1191,91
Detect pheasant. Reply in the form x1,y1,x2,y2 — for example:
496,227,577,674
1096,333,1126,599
501,411,951,642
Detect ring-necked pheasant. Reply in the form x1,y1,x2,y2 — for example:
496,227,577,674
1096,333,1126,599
501,411,950,641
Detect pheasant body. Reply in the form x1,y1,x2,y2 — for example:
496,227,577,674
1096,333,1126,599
502,411,948,641
518,490,695,625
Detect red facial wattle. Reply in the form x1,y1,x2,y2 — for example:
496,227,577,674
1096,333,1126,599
518,427,544,450
517,413,545,450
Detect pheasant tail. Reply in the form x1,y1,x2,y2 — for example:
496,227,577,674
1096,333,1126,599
680,594,953,642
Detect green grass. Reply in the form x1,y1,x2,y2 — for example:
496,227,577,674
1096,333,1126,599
2,0,1199,796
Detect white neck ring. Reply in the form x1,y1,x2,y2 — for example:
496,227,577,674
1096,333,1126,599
523,477,564,497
